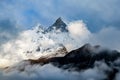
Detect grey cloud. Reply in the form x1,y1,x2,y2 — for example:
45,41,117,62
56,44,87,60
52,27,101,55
0,62,112,80
88,27,120,51
0,18,20,45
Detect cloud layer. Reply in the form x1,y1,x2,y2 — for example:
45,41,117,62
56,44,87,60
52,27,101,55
0,18,20,45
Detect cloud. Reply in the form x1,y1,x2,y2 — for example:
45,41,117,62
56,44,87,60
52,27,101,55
90,27,120,51
67,20,91,38
0,18,20,45
67,20,120,51
0,61,114,80
0,63,105,80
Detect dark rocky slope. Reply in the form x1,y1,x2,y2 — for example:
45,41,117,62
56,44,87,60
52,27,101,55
27,44,120,71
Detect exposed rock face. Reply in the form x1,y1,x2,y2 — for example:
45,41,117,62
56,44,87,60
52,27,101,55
46,17,68,32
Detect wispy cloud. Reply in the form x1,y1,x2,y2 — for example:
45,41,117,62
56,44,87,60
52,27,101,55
0,18,19,45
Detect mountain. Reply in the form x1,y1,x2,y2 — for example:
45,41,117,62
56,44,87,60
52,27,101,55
46,17,68,32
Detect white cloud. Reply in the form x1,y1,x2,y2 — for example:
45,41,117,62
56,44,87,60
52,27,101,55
90,27,120,51
68,20,91,38
0,61,113,80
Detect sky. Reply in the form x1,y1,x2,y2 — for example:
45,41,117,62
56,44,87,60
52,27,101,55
0,0,120,44
0,1,120,79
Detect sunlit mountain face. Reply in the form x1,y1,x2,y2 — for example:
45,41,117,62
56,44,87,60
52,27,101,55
0,18,120,80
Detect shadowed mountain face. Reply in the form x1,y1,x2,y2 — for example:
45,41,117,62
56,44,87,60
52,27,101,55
50,44,120,69
46,17,68,32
